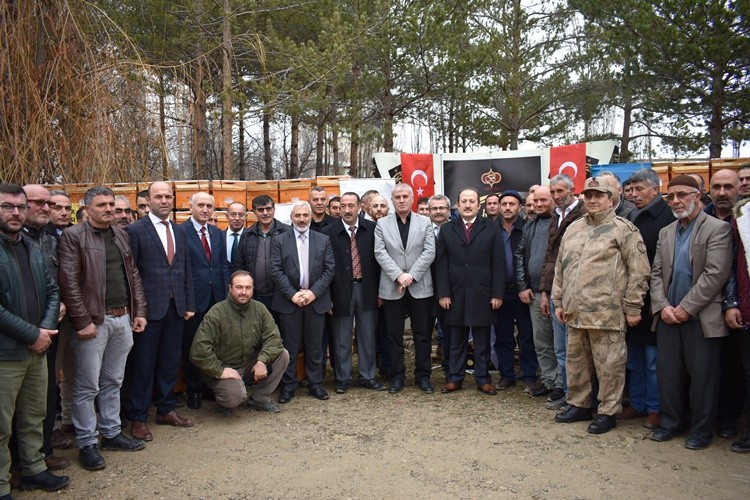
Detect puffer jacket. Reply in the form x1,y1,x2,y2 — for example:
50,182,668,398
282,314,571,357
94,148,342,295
231,219,290,287
0,233,60,360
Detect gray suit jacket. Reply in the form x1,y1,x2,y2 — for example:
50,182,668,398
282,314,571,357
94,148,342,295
650,210,732,338
271,228,335,315
374,212,435,300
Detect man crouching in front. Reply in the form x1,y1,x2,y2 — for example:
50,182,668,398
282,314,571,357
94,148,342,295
190,271,290,415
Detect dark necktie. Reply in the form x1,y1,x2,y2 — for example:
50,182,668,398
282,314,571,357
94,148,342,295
231,232,239,262
464,222,473,243
161,220,174,265
200,226,211,261
350,226,362,279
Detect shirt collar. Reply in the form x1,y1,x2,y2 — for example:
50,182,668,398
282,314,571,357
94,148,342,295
148,212,169,226
190,217,207,233
343,219,358,232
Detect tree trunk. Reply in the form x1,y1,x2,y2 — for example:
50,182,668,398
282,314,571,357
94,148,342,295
158,73,169,179
263,105,273,179
238,100,245,180
290,112,300,178
221,0,233,179
383,88,394,152
331,104,339,175
192,0,208,179
708,69,725,159
350,111,360,177
621,99,632,163
316,108,325,176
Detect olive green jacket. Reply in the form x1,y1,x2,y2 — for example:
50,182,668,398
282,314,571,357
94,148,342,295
189,295,284,378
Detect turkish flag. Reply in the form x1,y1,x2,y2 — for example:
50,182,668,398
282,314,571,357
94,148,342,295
549,143,587,193
400,153,435,211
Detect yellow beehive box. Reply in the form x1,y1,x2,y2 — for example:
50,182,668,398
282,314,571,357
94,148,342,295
279,178,312,203
211,180,247,209
246,180,280,206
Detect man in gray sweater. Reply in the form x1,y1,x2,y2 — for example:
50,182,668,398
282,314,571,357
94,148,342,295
514,186,563,400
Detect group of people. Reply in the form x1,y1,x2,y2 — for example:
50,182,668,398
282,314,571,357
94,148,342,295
2,164,750,497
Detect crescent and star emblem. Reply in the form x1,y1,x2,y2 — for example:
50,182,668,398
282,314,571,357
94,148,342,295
410,169,429,196
559,161,578,177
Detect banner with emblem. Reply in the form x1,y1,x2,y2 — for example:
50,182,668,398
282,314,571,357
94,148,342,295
400,153,436,211
549,143,587,193
442,154,542,207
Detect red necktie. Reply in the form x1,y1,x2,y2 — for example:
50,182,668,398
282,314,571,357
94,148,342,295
350,226,362,279
200,226,211,261
161,221,174,265
464,222,473,243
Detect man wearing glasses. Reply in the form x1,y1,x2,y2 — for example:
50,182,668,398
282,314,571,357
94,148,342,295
649,175,732,450
232,195,290,324
0,183,69,495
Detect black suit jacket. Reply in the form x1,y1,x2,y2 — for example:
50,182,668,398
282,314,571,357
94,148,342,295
435,217,505,326
271,228,335,315
321,219,380,316
127,217,195,320
181,220,229,313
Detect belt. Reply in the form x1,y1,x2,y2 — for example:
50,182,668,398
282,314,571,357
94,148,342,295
352,278,363,283
106,306,129,317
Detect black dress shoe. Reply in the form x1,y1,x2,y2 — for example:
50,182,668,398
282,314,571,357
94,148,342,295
388,379,404,394
101,432,145,451
685,435,711,450
649,427,675,442
78,444,106,471
731,436,750,453
278,391,294,404
335,382,349,394
554,405,593,423
20,469,70,491
309,385,330,400
416,379,434,394
716,420,737,439
587,415,617,434
530,385,553,398
187,392,202,409
358,379,385,391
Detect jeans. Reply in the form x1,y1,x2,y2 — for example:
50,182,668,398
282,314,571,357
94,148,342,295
626,340,659,414
529,293,561,389
549,300,568,393
72,314,133,448
494,290,538,381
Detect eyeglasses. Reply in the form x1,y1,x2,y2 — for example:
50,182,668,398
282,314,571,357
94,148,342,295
254,206,273,213
26,199,52,208
0,203,30,213
665,191,699,202
429,206,449,211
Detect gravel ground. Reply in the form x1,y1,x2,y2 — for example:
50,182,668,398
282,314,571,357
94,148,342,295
18,348,748,500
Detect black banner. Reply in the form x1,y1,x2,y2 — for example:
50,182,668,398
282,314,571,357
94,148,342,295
442,156,542,205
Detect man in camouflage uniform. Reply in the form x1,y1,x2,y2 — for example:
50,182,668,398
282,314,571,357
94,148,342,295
551,176,650,434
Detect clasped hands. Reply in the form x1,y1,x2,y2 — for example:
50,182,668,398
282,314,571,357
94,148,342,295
293,289,316,307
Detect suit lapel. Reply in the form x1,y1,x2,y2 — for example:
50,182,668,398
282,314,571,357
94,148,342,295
185,223,209,264
663,224,676,286
144,218,170,265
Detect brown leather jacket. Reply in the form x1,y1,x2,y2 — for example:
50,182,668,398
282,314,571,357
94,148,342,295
58,221,147,332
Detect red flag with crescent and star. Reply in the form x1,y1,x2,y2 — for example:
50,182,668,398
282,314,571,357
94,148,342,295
549,143,586,193
400,153,435,211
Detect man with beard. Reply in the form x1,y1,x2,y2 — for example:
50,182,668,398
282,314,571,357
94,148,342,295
309,187,337,232
649,175,732,450
0,183,69,495
738,164,750,200
368,195,389,221
271,201,335,403
114,196,134,228
134,190,150,219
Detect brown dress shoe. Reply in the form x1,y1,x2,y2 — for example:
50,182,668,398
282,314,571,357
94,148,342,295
131,421,153,442
51,429,73,449
60,423,75,434
155,410,194,428
616,406,646,420
44,454,71,471
440,382,462,394
478,383,497,395
644,412,661,429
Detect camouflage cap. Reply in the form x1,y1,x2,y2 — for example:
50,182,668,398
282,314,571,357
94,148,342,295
582,176,612,194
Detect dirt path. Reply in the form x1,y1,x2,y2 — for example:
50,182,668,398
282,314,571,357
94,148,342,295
17,375,748,499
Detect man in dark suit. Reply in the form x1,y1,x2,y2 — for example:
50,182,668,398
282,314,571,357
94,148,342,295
620,169,675,430
126,181,195,442
436,188,505,395
374,183,436,394
271,201,335,404
223,201,247,265
322,192,383,393
649,175,732,450
180,192,229,409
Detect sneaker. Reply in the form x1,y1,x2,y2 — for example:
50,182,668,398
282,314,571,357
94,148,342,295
78,444,106,471
101,432,145,451
545,397,568,410
530,385,553,398
20,469,70,491
247,398,280,413
547,388,565,402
